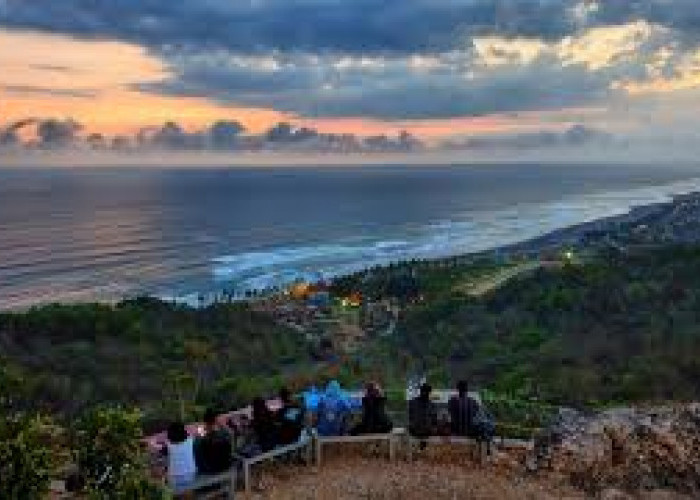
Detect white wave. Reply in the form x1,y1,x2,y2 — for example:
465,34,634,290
193,177,700,298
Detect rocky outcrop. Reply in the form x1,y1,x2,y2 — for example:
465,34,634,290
545,404,700,496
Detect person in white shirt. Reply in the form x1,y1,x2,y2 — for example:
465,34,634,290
166,421,197,495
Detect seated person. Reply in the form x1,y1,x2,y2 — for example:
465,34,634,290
166,422,197,494
194,408,233,475
251,397,278,452
448,380,495,453
408,383,437,438
229,414,260,458
276,387,305,445
351,382,393,435
315,380,353,436
448,380,479,437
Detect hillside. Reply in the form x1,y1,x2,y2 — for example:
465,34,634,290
5,245,700,425
348,245,700,408
0,297,310,426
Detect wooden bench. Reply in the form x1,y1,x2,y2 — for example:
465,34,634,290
236,431,312,493
403,389,492,463
176,468,237,499
405,435,488,463
314,427,405,466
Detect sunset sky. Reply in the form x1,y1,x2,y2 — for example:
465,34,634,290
2,1,700,149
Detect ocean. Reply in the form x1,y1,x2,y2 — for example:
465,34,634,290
2,162,700,309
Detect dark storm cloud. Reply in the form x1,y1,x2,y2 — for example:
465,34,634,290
291,62,611,119
139,50,615,119
35,118,82,148
0,0,582,54
593,1,700,37
5,1,700,56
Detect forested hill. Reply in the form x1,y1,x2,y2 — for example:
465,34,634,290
0,297,309,426
392,245,700,407
4,244,700,428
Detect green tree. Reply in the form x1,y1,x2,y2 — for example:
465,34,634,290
0,412,57,500
72,406,167,499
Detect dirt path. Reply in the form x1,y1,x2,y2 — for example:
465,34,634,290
457,261,543,297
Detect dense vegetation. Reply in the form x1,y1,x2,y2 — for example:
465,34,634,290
0,297,310,427
6,245,700,418
377,245,700,407
331,255,505,303
5,245,700,421
0,411,58,499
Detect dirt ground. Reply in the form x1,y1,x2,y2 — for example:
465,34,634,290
243,441,695,500
246,452,584,500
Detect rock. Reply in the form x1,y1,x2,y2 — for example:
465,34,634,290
551,404,700,497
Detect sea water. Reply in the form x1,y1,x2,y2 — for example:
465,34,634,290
1,162,700,309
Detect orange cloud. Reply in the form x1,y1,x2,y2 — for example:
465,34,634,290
0,29,602,141
0,29,287,135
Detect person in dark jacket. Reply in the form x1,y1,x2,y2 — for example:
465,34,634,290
352,382,393,435
194,408,233,475
251,397,277,452
448,380,479,437
408,383,437,438
275,387,305,445
448,380,495,454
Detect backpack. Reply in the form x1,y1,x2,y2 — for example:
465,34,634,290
317,398,349,436
472,404,495,439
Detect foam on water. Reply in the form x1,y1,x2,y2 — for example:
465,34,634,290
205,177,700,297
4,165,700,310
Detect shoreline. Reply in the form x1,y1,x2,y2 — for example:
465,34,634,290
1,192,687,313
163,190,696,306
491,197,672,257
196,193,685,305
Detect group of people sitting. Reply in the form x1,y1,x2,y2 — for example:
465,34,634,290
248,387,306,452
312,378,495,445
314,380,393,437
162,379,494,493
163,386,305,494
409,380,495,447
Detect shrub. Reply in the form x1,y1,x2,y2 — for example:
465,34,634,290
0,412,57,500
71,406,167,499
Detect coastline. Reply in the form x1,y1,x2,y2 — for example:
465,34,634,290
0,191,691,313
491,198,672,257
181,190,688,305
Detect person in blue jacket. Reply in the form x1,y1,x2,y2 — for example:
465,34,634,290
315,380,353,436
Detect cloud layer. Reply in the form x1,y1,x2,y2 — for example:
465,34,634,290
5,1,700,55
0,1,584,54
2,1,700,128
139,48,616,120
0,117,425,153
445,123,613,150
